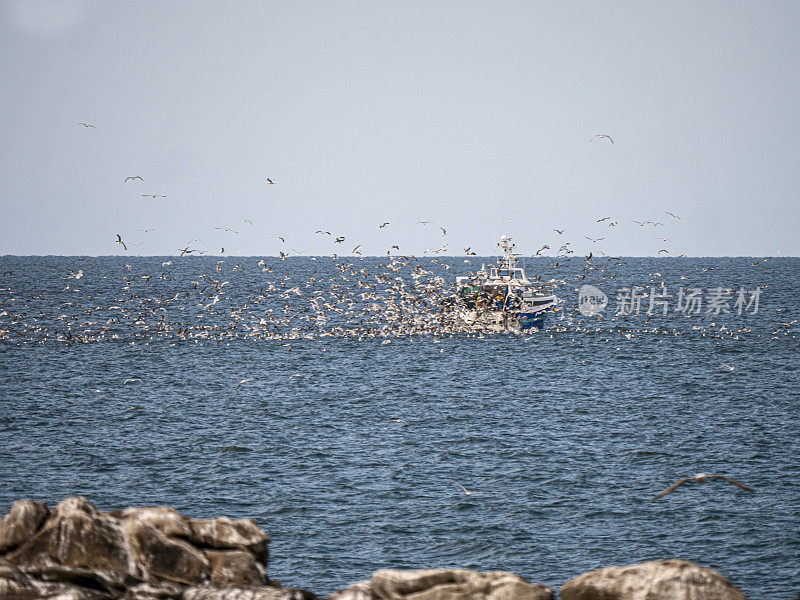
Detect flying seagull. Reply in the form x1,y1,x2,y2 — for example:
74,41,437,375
115,234,127,251
380,222,390,228
124,176,143,182
457,484,483,496
652,473,755,500
591,134,613,143
267,178,276,184
77,122,95,128
666,211,681,220
235,378,255,389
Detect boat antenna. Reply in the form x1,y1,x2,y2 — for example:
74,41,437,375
498,235,517,268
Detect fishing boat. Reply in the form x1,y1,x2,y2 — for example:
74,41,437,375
454,236,556,331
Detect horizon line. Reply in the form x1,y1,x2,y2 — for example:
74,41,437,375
0,254,796,259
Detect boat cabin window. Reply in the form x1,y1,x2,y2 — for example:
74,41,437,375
494,268,522,279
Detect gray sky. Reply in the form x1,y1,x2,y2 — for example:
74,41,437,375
2,0,799,257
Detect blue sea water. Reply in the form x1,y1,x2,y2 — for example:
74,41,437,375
0,256,798,598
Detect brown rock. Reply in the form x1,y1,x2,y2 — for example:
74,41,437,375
124,522,210,586
371,570,461,600
183,587,316,600
0,500,50,554
486,574,551,600
39,589,113,600
43,589,114,600
122,581,185,600
23,563,131,596
0,558,116,600
0,497,293,600
114,507,194,540
0,559,40,600
328,580,374,600
5,497,131,575
206,550,267,587
559,559,747,600
351,569,553,600
189,519,270,564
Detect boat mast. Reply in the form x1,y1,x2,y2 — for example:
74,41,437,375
498,235,518,270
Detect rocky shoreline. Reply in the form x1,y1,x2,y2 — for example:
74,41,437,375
0,497,747,600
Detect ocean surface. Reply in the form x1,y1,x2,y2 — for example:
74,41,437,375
0,255,798,598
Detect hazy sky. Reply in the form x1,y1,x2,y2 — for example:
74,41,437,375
2,0,799,257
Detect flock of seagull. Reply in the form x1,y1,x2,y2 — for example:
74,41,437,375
1,148,793,351
1,125,791,504
1,220,787,347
